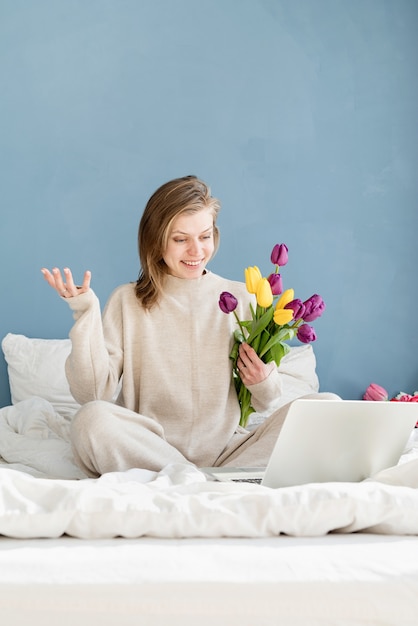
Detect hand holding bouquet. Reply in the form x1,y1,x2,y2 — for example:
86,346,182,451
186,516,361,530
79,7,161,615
219,244,326,427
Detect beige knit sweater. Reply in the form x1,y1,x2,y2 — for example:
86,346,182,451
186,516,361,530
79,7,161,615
65,272,285,464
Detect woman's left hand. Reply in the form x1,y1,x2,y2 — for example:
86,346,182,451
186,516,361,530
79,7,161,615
237,343,275,386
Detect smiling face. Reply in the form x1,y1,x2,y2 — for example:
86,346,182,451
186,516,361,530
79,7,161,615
163,209,215,279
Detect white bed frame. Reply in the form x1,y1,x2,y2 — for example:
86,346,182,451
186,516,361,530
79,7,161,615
2,534,418,625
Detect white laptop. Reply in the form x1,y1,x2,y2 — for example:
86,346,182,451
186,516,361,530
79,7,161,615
202,399,418,488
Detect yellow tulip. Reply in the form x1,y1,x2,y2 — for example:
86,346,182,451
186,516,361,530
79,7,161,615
256,278,273,308
275,288,294,310
273,308,294,325
273,288,295,325
244,266,262,294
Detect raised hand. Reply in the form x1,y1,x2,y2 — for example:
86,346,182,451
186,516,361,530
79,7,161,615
41,267,91,298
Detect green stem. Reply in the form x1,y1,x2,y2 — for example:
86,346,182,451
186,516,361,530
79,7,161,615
233,310,247,339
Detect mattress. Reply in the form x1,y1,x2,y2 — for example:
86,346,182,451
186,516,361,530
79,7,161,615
1,534,418,626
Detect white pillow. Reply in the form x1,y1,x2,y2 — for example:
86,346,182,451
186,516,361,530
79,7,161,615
1,333,80,420
276,344,320,400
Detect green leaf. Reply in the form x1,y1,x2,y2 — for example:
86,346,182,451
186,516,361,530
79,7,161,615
246,307,274,344
233,329,245,343
258,329,271,356
258,332,283,359
275,327,296,342
268,341,290,365
229,341,240,361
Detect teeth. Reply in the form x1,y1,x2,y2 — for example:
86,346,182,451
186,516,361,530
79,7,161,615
184,261,201,266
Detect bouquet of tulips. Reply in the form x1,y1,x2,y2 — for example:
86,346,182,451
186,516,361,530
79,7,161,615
219,243,326,427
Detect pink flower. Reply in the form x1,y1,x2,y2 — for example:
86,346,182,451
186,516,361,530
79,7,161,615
363,383,389,402
390,393,418,403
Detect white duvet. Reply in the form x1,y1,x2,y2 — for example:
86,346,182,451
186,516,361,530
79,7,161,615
1,397,418,540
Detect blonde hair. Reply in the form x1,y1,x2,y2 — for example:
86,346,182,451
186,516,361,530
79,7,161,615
135,175,220,308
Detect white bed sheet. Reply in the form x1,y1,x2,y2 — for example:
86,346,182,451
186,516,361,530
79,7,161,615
1,397,418,540
1,397,418,625
1,534,418,626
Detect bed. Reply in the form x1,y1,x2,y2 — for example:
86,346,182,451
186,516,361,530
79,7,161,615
1,332,418,625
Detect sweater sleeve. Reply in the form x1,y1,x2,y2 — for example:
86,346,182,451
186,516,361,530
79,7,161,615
65,289,122,404
246,346,320,415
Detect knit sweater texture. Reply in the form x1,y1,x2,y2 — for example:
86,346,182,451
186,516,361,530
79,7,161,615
65,271,285,464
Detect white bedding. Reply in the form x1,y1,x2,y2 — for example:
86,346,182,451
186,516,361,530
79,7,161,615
1,389,418,624
1,397,418,540
1,534,418,626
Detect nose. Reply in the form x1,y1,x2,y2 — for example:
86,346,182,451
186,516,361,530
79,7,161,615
188,238,202,256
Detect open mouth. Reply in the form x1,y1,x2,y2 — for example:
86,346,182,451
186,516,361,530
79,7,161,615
182,260,203,267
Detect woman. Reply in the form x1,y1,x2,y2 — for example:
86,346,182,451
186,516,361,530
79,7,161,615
42,175,324,477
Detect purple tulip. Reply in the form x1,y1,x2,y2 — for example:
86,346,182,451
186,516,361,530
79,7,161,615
302,294,326,322
284,299,305,320
270,243,288,267
297,324,317,344
219,291,238,314
267,272,283,295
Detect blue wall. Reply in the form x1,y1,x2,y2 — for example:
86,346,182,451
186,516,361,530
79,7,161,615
1,0,417,407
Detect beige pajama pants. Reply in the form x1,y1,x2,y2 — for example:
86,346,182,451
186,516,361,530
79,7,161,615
70,393,340,477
